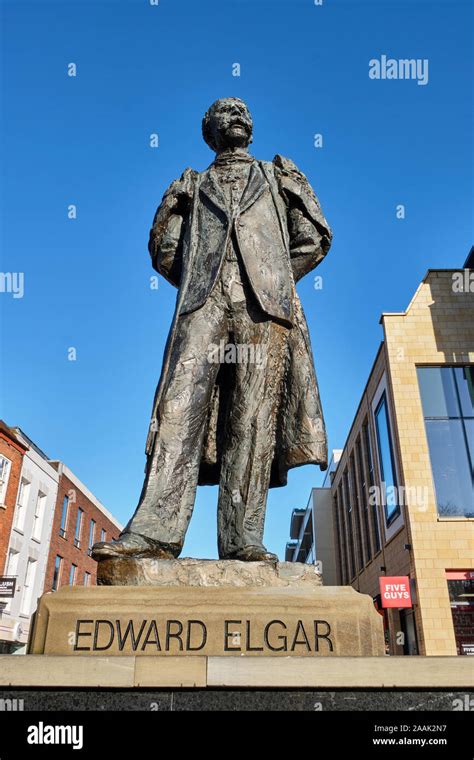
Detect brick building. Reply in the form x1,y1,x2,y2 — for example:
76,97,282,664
44,461,122,591
0,424,122,652
1,429,59,653
0,422,27,575
330,264,473,655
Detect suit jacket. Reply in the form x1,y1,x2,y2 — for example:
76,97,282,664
149,155,332,327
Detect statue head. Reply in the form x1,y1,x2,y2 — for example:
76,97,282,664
202,97,253,153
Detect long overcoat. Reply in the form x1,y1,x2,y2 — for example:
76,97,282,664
145,154,332,487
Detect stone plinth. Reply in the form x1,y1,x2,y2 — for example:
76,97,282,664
96,557,323,587
29,560,384,657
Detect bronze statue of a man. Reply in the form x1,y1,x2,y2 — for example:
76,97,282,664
93,97,332,564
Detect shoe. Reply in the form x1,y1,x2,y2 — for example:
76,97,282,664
228,545,279,563
91,532,180,561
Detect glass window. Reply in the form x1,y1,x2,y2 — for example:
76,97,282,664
425,420,473,517
399,609,419,655
32,491,46,540
363,421,381,552
20,558,37,615
374,393,400,525
88,519,96,551
447,576,474,655
59,496,69,537
74,508,83,547
349,456,363,571
417,366,474,518
418,366,459,418
467,419,474,464
52,555,62,591
337,484,349,584
6,549,19,577
0,456,12,504
342,470,356,579
15,477,30,531
100,528,106,543
84,572,91,587
356,436,372,562
455,367,474,417
333,489,344,583
69,564,77,586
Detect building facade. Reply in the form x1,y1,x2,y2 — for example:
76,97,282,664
0,422,27,576
0,430,59,653
330,267,473,656
0,426,123,653
44,461,121,592
285,451,341,585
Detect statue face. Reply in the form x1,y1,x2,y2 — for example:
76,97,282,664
204,98,253,152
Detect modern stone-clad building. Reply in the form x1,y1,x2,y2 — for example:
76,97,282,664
330,263,473,656
285,451,341,585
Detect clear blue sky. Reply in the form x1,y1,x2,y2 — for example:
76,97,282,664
1,0,472,559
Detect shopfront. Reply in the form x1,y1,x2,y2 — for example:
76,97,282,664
374,576,419,655
446,570,474,655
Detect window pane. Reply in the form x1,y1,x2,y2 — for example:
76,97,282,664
363,422,380,552
32,492,46,540
60,496,68,532
350,456,363,570
0,457,11,502
21,559,37,615
89,519,96,549
6,549,19,576
356,437,372,561
52,556,62,590
0,457,8,479
15,478,30,530
466,419,474,466
374,395,399,523
448,579,474,655
417,367,459,418
425,420,474,517
454,367,474,417
335,488,347,583
75,509,83,540
342,471,355,579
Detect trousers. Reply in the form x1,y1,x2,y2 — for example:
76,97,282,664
125,244,290,558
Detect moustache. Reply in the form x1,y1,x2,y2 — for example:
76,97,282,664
225,119,250,131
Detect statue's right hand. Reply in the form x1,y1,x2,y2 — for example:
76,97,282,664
165,167,197,204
